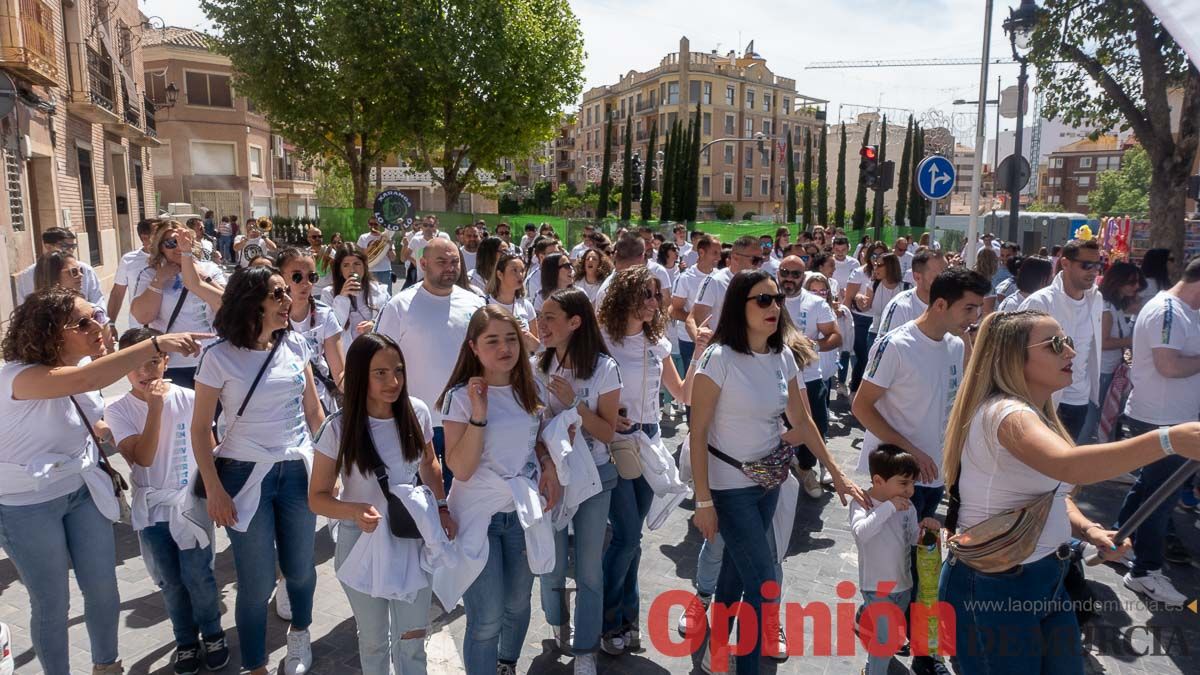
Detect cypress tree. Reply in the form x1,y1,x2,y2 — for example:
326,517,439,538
786,130,797,224
895,116,913,227
640,120,657,223
597,114,613,219
802,128,813,228
684,103,702,223
908,126,925,229
817,125,828,226
851,122,871,228
835,123,847,226
672,119,688,223
620,120,633,222
660,123,675,222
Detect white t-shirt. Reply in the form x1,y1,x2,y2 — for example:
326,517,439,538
525,263,544,300
314,400,434,512
405,231,452,280
115,249,152,328
290,300,343,401
330,282,391,357
375,285,485,426
646,260,673,300
671,265,709,321
442,383,542,479
1100,301,1133,375
357,232,396,273
576,278,603,304
697,343,798,490
956,397,1073,565
486,295,537,333
105,385,197,526
845,265,873,317
461,248,478,274
1059,293,1095,406
997,291,1026,313
237,237,270,268
593,272,615,309
877,288,927,336
533,353,623,464
135,261,226,368
867,281,907,334
603,330,672,425
0,363,103,506
1125,291,1200,425
194,332,314,460
897,250,914,277
694,268,735,330
849,498,919,593
784,290,836,382
760,256,780,277
856,321,964,488
832,256,859,292
570,242,590,261
16,260,105,306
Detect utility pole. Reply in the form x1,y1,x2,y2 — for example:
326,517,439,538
966,0,993,269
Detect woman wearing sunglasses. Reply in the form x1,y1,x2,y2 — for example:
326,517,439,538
130,221,227,390
190,266,325,675
331,246,391,358
535,252,575,314
0,288,206,675
842,242,889,393
278,248,345,413
33,250,85,294
939,309,1200,675
689,270,865,673
865,252,907,346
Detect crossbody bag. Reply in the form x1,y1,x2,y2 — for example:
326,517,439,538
706,442,793,491
362,425,423,540
69,396,132,524
610,344,647,480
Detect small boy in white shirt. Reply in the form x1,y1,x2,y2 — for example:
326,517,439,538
106,328,228,674
849,445,940,675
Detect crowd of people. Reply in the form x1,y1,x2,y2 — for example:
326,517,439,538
1,214,1199,675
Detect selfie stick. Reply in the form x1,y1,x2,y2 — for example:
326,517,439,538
1085,460,1199,566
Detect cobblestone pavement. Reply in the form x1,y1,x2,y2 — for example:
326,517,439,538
2,389,1198,674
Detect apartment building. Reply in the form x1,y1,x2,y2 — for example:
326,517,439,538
1040,135,1127,213
142,27,316,222
573,37,827,220
0,0,158,323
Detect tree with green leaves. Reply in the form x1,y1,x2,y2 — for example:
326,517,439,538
895,116,913,227
1089,145,1151,216
817,125,829,225
640,120,657,223
203,0,584,210
660,123,675,222
1029,0,1198,275
620,121,633,222
835,123,847,226
597,114,613,219
852,122,871,227
802,128,814,228
684,104,702,223
908,127,925,229
672,119,690,223
786,130,797,224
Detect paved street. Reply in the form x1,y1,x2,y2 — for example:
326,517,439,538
1,388,1198,674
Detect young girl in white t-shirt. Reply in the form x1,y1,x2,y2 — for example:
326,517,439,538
485,253,540,351
330,246,391,358
310,333,455,675
437,305,559,674
279,248,346,413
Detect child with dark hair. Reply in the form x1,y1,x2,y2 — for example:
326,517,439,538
850,444,941,675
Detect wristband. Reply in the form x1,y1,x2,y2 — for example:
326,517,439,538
151,336,162,354
1158,426,1175,456
181,251,193,257
468,417,488,428
148,285,163,294
694,500,714,509
436,499,448,508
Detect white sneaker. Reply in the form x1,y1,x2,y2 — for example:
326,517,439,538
573,652,597,675
1124,571,1187,607
802,469,823,499
819,463,834,486
600,633,625,656
769,626,789,662
700,643,714,674
282,629,312,675
0,622,12,675
552,623,573,652
677,593,711,636
275,578,292,621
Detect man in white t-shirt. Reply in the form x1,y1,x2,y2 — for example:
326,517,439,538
232,220,278,268
569,223,596,260
401,217,452,284
670,235,720,364
878,249,947,336
15,226,106,307
525,237,563,300
107,218,158,332
1114,257,1200,606
852,266,988,674
1019,238,1103,443
519,223,538,256
894,237,914,277
688,236,763,335
376,238,485,493
780,255,841,498
593,234,650,313
460,223,482,274
829,235,859,299
356,217,398,292
672,224,694,266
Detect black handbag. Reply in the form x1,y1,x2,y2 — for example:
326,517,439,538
363,426,423,540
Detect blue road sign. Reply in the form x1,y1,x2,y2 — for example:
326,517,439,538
916,155,956,201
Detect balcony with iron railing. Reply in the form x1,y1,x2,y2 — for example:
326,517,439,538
144,97,158,138
0,0,61,86
66,42,120,124
554,137,575,147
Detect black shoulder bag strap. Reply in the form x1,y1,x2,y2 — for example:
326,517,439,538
69,396,129,493
364,425,423,539
165,288,189,332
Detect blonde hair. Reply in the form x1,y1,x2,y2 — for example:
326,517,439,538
942,309,1071,487
148,220,196,267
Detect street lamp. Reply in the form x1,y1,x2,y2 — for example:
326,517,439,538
1002,0,1038,244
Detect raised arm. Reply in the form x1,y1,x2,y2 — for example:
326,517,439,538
12,333,205,401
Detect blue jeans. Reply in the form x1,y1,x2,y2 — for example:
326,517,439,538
939,551,1083,675
463,510,535,673
796,378,829,470
694,521,784,598
850,313,875,392
139,521,222,646
164,366,197,391
218,235,234,263
678,338,696,367
602,475,654,635
540,464,616,654
857,588,911,675
372,270,393,294
1115,416,1187,577
433,426,452,495
219,459,317,670
0,485,120,674
712,484,781,675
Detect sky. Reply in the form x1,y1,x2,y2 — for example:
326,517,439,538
139,0,1034,151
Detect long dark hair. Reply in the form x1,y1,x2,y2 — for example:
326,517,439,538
1099,262,1145,310
1141,248,1171,291
334,333,425,476
539,253,570,300
33,251,77,291
213,266,287,349
276,247,320,328
437,306,541,414
475,237,504,287
711,270,795,356
487,253,526,298
537,288,609,381
332,245,378,311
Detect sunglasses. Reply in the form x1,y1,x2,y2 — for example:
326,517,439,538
734,251,766,266
269,286,289,303
64,308,108,332
162,238,180,249
778,269,805,279
1028,334,1075,355
1068,259,1102,271
291,271,320,284
64,266,83,279
748,293,786,308
309,234,323,241
57,242,79,252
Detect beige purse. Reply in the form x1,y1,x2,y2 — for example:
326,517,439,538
609,343,648,480
947,486,1059,574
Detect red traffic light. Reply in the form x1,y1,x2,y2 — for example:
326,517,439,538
860,146,878,160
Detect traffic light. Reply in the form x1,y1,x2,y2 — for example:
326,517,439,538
859,145,879,189
878,160,896,191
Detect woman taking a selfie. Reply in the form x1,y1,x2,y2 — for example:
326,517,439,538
331,246,391,358
278,247,345,412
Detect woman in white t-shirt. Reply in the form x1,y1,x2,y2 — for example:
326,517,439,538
533,288,622,667
279,248,346,413
438,305,560,674
0,288,204,675
574,248,612,303
535,252,575,313
1096,263,1143,408
191,266,326,675
596,267,700,655
130,222,227,389
843,242,888,392
864,253,906,342
330,246,391,358
310,333,455,675
485,253,539,351
690,270,864,674
939,309,1200,675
